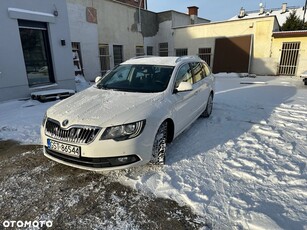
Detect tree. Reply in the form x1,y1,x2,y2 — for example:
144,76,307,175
281,10,307,31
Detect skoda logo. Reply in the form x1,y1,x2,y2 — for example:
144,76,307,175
62,119,69,127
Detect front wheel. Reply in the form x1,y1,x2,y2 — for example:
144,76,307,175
201,93,213,118
150,122,167,165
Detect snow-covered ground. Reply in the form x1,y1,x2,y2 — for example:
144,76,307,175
0,75,306,229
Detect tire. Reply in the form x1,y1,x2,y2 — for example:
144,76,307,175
150,122,167,165
201,93,213,118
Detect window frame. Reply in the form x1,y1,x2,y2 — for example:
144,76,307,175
18,19,55,87
175,48,188,57
136,46,145,56
159,43,168,57
198,47,212,67
113,45,123,66
99,44,110,75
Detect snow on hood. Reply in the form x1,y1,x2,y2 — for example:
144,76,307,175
47,87,163,127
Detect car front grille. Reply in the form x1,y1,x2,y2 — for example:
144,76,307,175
45,118,101,144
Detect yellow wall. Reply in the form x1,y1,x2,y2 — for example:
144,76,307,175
271,36,307,76
174,16,279,75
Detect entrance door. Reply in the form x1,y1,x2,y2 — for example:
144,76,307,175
278,42,300,76
19,20,54,87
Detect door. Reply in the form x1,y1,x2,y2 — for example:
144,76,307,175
19,20,55,87
213,35,252,73
278,42,300,76
171,63,199,136
190,62,212,115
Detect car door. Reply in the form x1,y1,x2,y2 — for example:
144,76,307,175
170,63,201,136
190,62,211,115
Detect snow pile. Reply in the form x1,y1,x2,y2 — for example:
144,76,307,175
75,74,92,92
0,75,306,229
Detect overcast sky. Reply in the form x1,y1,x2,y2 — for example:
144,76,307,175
147,0,306,21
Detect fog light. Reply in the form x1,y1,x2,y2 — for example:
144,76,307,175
108,155,140,166
117,157,129,163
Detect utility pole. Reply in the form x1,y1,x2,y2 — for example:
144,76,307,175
303,0,307,23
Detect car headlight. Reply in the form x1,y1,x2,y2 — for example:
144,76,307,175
100,120,146,141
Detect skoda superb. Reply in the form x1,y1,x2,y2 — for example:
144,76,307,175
41,56,215,171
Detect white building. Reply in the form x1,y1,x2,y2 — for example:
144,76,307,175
0,0,76,102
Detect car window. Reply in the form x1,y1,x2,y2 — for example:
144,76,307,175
175,64,193,88
106,66,130,84
97,64,174,93
191,62,205,83
203,62,211,77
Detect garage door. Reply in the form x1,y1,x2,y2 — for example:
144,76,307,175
212,35,252,74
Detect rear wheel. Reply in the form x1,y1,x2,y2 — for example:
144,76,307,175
150,122,167,165
201,93,213,118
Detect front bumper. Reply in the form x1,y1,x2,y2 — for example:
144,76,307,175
41,122,155,171
44,147,142,171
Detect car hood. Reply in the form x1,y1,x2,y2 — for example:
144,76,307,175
47,87,164,127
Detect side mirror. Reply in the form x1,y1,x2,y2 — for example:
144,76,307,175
176,82,193,92
95,76,102,84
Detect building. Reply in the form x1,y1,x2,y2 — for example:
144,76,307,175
0,0,76,102
65,0,209,81
143,6,210,57
173,3,306,77
0,0,208,101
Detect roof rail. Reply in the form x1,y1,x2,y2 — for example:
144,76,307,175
175,55,202,63
129,55,157,60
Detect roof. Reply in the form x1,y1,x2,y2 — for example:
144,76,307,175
272,30,307,38
122,56,202,66
229,5,305,26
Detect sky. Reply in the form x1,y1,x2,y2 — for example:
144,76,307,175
147,0,306,21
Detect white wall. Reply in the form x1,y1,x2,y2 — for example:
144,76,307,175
67,3,100,81
144,20,174,56
67,0,144,72
0,0,75,101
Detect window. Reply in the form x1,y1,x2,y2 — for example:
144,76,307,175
136,46,144,56
147,46,153,55
19,20,54,87
203,62,211,77
113,45,123,66
99,44,110,75
175,64,193,88
175,49,188,57
191,62,205,83
72,42,83,76
97,65,174,93
159,43,168,57
198,48,212,67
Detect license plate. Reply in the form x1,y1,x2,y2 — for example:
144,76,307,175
47,139,81,158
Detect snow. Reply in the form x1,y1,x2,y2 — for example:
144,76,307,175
8,8,55,17
228,6,305,27
31,89,75,96
0,74,306,229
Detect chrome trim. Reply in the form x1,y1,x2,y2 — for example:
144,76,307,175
45,118,101,144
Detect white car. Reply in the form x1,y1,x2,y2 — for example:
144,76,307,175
41,56,215,171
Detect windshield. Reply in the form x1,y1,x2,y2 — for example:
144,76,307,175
97,64,174,93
